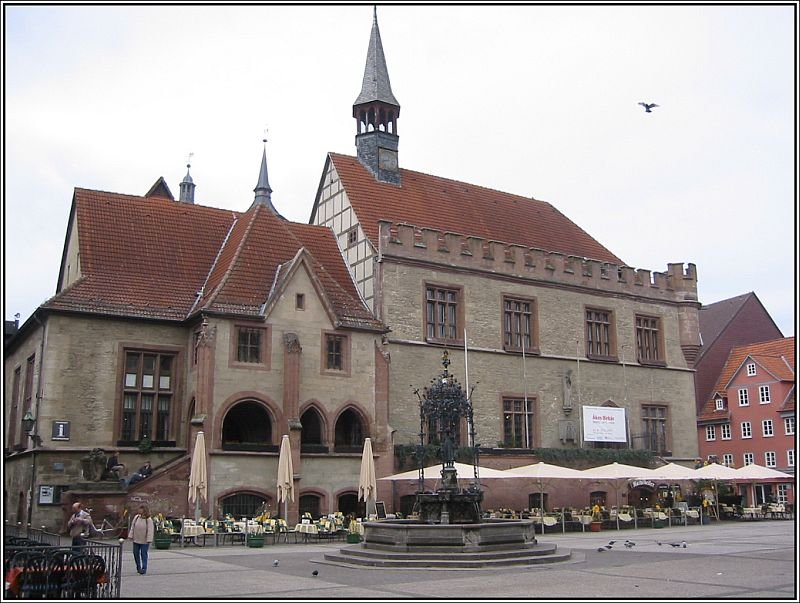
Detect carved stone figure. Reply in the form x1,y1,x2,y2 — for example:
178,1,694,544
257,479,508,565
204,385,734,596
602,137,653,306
562,370,574,414
80,448,109,482
284,332,302,353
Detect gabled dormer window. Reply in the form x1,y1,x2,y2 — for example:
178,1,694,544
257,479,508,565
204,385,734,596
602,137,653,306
746,362,756,376
714,397,724,411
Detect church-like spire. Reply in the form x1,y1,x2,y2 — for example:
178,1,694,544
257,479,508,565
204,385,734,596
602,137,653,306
179,155,196,204
253,139,277,213
353,6,401,185
354,6,399,108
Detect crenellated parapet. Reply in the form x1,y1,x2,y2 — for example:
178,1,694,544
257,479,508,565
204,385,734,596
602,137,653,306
378,221,698,304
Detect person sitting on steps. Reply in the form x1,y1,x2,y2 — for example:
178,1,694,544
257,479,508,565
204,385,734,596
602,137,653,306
125,461,153,487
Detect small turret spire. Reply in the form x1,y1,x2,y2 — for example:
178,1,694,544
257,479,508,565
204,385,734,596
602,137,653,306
353,7,401,185
179,152,196,204
253,137,278,213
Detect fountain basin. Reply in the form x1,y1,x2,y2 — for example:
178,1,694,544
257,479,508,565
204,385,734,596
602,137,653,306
362,518,536,552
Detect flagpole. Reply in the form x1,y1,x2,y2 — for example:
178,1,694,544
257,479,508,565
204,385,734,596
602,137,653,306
522,328,529,449
464,328,472,448
577,338,583,449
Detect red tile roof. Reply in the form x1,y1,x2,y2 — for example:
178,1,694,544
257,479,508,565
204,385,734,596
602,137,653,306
45,189,382,330
328,153,625,264
697,337,795,421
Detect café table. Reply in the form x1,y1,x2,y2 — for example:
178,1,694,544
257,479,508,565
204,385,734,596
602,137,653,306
294,523,319,543
180,524,207,547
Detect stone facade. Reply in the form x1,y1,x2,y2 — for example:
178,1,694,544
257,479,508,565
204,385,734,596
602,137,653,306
4,233,389,532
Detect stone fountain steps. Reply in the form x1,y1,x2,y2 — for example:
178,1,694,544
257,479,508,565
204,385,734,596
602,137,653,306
322,542,572,569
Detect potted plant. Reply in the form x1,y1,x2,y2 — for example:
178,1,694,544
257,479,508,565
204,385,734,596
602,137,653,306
346,516,362,544
153,513,172,549
246,531,265,548
590,504,603,532
653,504,665,528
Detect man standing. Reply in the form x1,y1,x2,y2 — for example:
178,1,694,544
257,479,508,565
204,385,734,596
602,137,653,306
67,501,92,550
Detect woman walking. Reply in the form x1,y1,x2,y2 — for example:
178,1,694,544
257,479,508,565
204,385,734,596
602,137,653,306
128,505,155,575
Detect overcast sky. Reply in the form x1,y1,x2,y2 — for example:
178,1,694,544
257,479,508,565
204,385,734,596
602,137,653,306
3,3,796,337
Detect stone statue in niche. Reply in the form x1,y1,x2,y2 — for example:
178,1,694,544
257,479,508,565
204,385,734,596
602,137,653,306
284,332,302,353
562,369,574,414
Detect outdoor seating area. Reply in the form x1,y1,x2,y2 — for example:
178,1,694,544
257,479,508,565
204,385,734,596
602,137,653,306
154,512,356,547
479,502,744,534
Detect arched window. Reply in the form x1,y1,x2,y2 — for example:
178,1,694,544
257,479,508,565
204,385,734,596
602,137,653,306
334,408,365,452
222,401,275,452
299,494,321,519
337,492,364,519
220,492,269,518
300,407,327,453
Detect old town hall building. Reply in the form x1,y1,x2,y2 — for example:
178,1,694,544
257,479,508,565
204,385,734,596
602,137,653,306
4,9,701,530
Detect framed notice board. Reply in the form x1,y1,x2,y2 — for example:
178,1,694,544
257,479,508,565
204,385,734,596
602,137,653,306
376,501,387,519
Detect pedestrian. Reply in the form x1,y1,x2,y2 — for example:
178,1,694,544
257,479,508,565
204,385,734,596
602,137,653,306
128,505,155,575
67,501,92,551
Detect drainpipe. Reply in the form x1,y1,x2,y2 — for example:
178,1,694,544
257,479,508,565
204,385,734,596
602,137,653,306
26,311,46,527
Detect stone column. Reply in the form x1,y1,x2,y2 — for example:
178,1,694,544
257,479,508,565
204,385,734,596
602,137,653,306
283,333,302,525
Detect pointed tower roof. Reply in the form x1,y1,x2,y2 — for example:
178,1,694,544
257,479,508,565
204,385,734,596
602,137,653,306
179,160,196,204
353,6,399,108
253,140,278,214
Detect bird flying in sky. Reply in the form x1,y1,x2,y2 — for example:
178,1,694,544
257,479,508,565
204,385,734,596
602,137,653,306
639,102,659,113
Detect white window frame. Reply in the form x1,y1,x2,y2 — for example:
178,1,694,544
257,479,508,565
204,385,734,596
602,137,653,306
788,449,795,467
740,421,752,439
705,425,716,441
746,363,756,376
743,452,754,466
785,417,795,435
777,483,789,504
759,385,771,404
721,423,732,440
764,451,777,467
722,453,734,467
762,419,774,437
715,398,724,411
738,388,749,406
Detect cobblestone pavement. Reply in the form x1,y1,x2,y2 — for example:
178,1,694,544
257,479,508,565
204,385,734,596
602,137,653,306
114,520,795,600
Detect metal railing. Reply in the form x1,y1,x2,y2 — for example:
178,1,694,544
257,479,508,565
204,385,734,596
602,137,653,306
4,524,122,598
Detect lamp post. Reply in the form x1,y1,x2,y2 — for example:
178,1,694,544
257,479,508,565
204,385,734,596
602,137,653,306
21,410,41,526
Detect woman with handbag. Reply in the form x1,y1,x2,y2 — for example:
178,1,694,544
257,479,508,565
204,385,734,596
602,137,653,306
128,505,155,575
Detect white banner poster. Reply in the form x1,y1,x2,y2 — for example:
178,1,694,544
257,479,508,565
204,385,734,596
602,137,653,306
582,405,627,442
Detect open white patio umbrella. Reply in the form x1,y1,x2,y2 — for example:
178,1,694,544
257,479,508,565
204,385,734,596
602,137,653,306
378,462,512,482
733,464,794,506
358,438,378,518
647,462,700,480
505,462,585,534
581,462,653,529
188,431,207,522
693,462,741,519
277,435,294,523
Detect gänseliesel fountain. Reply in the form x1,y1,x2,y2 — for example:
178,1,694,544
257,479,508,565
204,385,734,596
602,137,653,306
322,352,572,568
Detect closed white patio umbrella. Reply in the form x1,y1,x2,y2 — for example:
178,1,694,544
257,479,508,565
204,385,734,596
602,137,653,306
188,431,207,522
358,438,378,518
277,435,294,523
